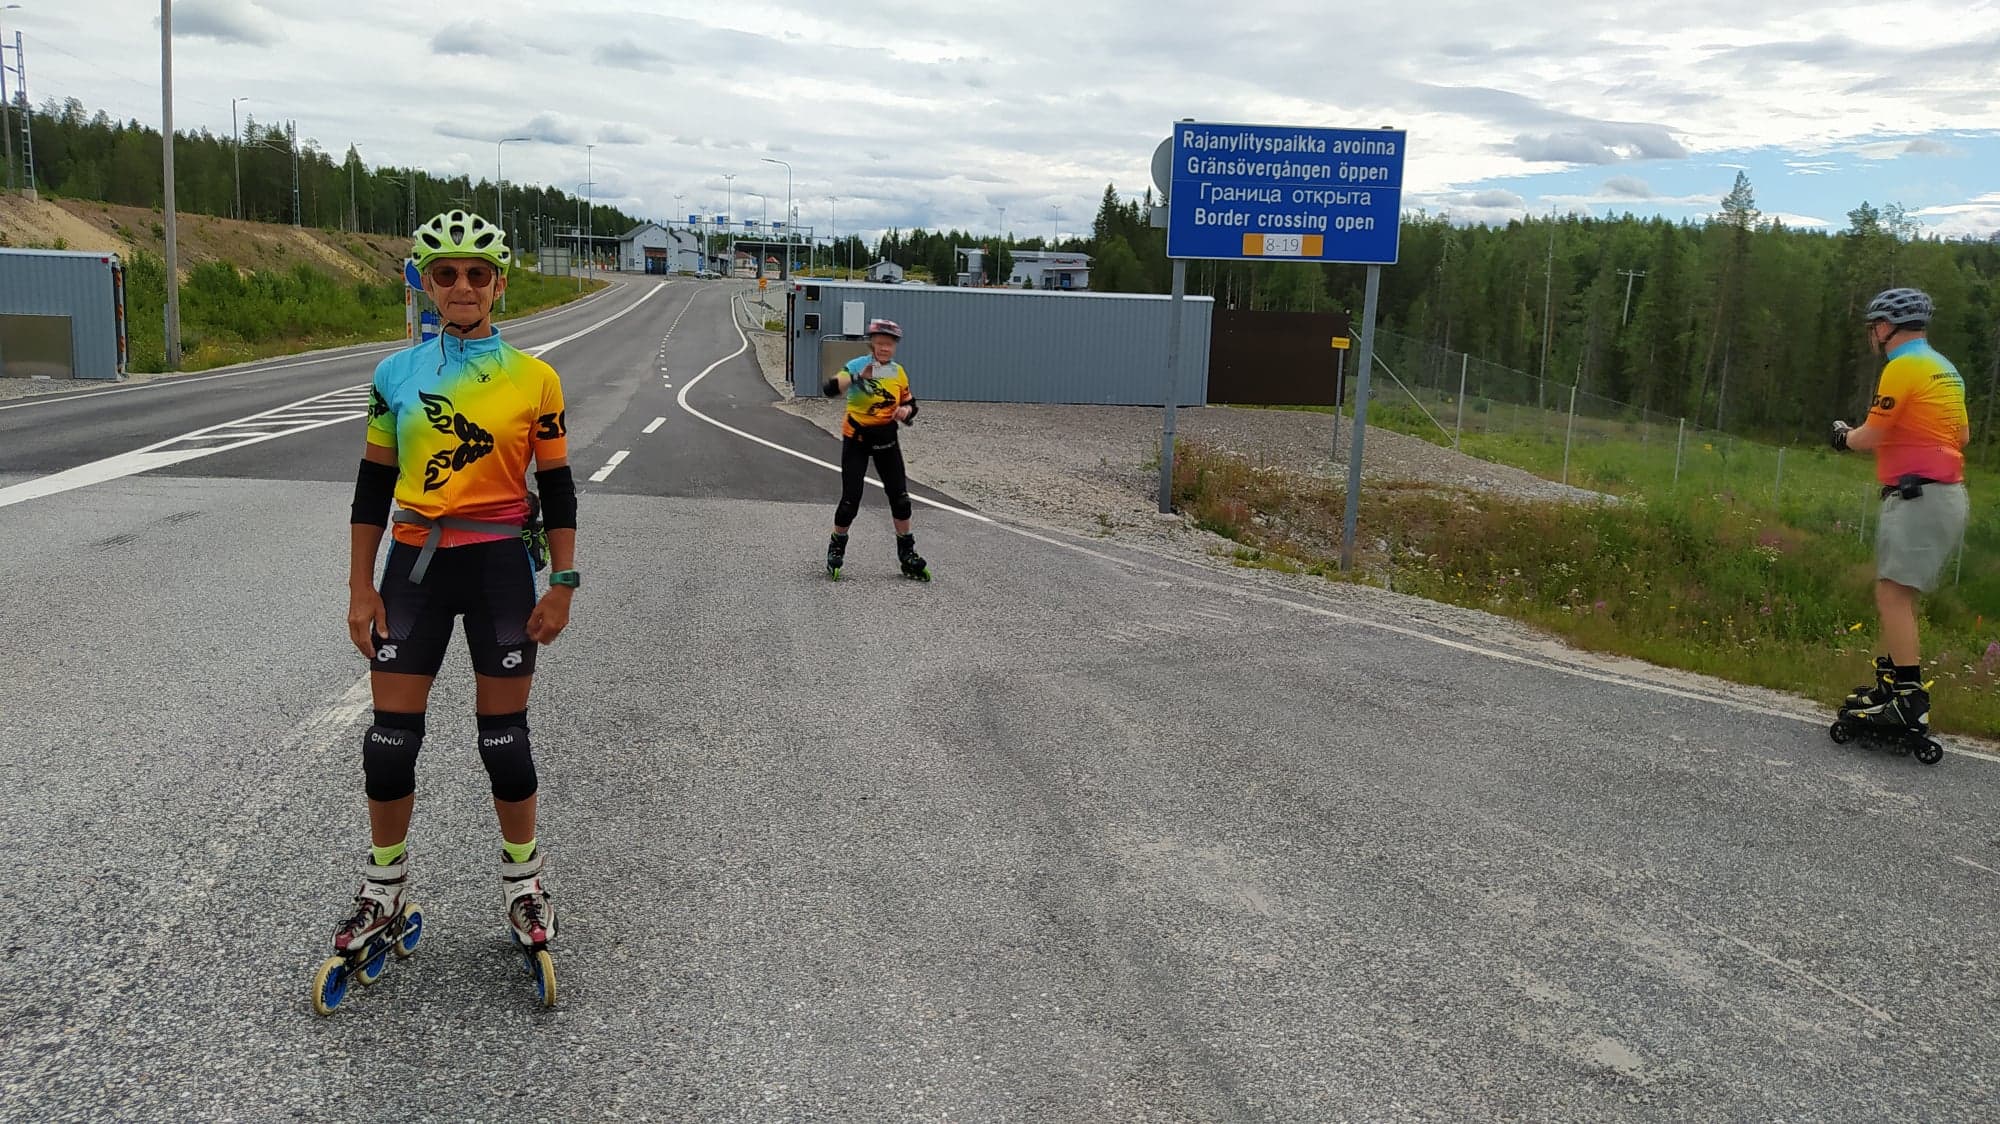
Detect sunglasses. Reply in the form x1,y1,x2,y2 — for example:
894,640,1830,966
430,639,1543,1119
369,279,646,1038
428,264,496,288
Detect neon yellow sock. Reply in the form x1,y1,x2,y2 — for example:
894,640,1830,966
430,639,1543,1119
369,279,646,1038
370,840,407,867
502,837,537,864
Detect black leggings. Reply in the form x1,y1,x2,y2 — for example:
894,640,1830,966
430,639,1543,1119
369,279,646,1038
836,424,911,527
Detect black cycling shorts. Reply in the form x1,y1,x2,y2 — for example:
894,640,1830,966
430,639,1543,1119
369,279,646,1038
370,539,538,678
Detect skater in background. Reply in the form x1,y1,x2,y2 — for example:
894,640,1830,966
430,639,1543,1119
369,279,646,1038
331,211,576,987
822,317,930,581
1830,286,1969,736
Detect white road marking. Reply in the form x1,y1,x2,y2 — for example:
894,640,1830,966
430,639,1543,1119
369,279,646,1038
643,417,666,434
1953,855,2000,877
0,383,371,509
680,296,1999,765
0,283,665,509
588,450,631,483
674,293,991,522
0,284,620,414
525,282,666,358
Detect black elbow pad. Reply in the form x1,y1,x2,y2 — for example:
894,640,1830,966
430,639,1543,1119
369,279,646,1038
535,466,578,529
822,376,842,397
351,459,397,526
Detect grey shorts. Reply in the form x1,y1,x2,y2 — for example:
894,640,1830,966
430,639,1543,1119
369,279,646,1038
1877,483,1969,593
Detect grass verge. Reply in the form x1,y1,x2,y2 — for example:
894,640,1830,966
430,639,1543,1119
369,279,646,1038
119,251,607,373
1173,438,2000,736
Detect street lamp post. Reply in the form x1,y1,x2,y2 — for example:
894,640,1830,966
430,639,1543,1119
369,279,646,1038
496,135,529,223
574,179,594,292
160,0,181,367
828,195,838,279
1050,204,1060,247
585,144,595,277
230,95,248,220
761,156,792,280
723,172,738,274
748,191,767,275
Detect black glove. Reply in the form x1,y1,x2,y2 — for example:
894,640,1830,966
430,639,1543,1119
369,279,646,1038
1830,420,1852,451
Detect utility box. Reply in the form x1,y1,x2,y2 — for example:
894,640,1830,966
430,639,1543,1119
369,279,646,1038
0,248,128,380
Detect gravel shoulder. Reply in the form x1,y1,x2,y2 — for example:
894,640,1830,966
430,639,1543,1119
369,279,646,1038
743,322,2000,753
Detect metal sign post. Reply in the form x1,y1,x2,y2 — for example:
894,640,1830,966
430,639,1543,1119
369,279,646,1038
1157,119,1405,555
1331,333,1350,460
1339,267,1381,572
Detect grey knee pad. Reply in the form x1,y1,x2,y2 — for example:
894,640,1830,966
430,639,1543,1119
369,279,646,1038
361,725,423,801
477,726,539,802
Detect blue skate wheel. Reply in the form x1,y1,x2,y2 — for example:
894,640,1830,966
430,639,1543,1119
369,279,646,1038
395,906,423,959
311,956,348,1016
357,946,389,986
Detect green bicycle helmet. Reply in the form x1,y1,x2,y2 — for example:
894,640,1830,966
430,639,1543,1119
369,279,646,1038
411,210,512,273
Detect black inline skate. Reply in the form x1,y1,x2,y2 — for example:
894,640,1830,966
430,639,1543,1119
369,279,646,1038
1829,677,1945,765
897,533,930,582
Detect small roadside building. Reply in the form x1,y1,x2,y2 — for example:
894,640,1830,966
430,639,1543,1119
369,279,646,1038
865,260,906,284
617,223,678,274
1008,251,1092,291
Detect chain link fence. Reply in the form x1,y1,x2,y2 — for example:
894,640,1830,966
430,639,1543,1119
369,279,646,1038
1350,328,1967,575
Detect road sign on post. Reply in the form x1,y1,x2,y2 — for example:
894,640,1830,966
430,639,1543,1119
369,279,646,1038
1166,122,1405,264
1157,120,1406,544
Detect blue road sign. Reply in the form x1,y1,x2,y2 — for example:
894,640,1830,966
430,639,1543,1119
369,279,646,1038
1166,122,1405,264
404,259,423,291
688,213,699,224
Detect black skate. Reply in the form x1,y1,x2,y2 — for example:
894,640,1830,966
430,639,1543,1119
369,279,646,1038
311,854,425,1016
897,533,930,582
1844,656,1895,709
1829,679,1945,765
826,532,848,581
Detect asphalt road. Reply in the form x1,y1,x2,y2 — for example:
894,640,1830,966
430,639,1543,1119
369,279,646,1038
2,276,1998,1123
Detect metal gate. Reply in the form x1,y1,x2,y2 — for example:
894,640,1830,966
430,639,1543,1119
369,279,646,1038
1206,309,1352,406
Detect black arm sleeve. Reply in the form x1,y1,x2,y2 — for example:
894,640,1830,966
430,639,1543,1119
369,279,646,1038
535,465,578,529
350,459,397,526
901,399,919,425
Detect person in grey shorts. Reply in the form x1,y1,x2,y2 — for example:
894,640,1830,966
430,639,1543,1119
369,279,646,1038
1830,287,1970,732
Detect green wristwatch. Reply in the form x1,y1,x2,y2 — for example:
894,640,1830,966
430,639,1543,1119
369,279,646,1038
549,569,581,589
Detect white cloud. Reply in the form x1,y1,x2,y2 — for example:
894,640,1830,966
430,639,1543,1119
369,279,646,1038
45,0,2000,240
1915,193,2000,239
171,0,284,46
1764,212,1833,228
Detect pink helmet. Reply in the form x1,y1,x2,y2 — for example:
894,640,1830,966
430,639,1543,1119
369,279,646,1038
865,318,903,340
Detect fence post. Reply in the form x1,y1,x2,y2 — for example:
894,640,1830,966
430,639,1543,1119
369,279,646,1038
1673,417,1686,487
1773,447,1785,506
1562,384,1578,485
1454,353,1467,451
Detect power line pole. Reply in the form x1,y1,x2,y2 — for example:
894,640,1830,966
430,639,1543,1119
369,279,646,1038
160,0,181,368
1618,267,1647,326
4,25,33,198
1,5,18,194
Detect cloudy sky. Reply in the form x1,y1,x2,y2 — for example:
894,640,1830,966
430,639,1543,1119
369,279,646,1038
18,0,2000,242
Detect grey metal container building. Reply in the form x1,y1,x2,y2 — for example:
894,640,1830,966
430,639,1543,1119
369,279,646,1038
0,248,127,381
787,280,1211,406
